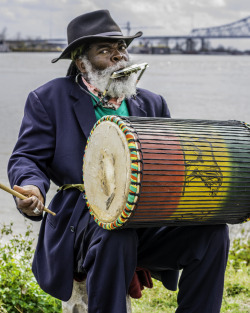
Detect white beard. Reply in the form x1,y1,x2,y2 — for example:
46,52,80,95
80,56,137,99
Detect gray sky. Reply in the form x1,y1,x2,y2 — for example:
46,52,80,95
1,0,250,40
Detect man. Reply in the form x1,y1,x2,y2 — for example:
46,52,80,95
8,10,229,313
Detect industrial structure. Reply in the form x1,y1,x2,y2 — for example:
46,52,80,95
129,16,250,54
1,16,250,54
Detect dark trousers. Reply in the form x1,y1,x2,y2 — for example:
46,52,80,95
74,214,229,313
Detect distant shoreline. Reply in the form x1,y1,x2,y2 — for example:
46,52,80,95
1,49,250,56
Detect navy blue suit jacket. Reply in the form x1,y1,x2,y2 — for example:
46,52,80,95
8,76,174,301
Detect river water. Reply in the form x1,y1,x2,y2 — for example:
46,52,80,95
0,52,249,238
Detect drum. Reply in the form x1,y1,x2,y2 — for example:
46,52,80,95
83,115,250,230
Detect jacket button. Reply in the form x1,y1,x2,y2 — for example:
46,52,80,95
70,226,75,233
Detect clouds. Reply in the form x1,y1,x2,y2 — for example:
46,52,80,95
0,0,250,39
1,0,93,38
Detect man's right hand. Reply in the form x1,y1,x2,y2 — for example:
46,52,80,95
13,185,44,217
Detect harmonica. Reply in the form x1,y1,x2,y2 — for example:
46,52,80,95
110,63,148,79
98,62,149,105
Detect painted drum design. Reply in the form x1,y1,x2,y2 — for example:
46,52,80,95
83,116,250,230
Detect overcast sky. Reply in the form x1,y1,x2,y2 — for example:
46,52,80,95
1,0,250,40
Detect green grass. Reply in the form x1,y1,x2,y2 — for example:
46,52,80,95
0,222,249,312
0,222,62,313
131,263,250,313
131,238,250,313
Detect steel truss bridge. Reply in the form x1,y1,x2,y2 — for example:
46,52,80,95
191,16,250,38
135,16,250,53
2,16,250,54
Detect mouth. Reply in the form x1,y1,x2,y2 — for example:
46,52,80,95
113,66,125,73
111,67,130,79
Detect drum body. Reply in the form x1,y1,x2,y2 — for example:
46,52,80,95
83,116,250,230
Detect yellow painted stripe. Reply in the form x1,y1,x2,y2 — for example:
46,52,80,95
171,133,231,220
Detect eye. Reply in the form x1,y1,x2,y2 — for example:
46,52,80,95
119,45,127,51
100,49,109,54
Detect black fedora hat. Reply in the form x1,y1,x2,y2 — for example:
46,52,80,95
52,10,142,63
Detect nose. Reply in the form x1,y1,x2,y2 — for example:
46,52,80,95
111,50,124,63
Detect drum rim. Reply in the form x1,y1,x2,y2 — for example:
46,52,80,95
83,115,142,230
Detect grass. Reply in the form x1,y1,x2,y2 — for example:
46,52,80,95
131,237,250,313
0,222,249,312
131,263,250,312
0,222,62,313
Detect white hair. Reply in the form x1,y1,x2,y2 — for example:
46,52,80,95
79,55,137,99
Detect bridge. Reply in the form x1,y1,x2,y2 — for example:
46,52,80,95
1,16,250,54
191,16,250,38
131,16,250,54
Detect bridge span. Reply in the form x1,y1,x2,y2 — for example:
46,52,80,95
132,16,250,54
1,16,250,54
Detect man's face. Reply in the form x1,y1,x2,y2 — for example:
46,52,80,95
76,39,137,98
84,39,129,71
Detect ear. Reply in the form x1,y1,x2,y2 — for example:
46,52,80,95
75,59,86,73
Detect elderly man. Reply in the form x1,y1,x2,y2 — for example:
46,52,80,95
8,10,229,313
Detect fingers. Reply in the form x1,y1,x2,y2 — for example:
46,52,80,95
13,185,44,203
13,185,31,197
21,195,44,216
13,185,44,217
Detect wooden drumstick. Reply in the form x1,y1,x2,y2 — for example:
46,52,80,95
0,183,56,216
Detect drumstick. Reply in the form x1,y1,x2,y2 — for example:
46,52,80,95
0,183,56,216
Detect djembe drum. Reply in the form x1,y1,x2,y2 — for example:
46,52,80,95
83,115,250,230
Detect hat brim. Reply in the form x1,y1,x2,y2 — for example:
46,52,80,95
51,31,142,63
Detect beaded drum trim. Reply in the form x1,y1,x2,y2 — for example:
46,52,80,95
83,115,142,230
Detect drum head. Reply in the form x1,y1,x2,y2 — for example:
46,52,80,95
83,116,141,229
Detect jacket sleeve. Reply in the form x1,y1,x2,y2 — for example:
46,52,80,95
8,91,55,220
160,95,171,118
134,88,171,118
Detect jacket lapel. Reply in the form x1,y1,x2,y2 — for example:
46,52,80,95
70,82,147,138
127,94,147,117
70,83,97,139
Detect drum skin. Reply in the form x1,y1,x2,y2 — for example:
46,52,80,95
83,116,250,229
